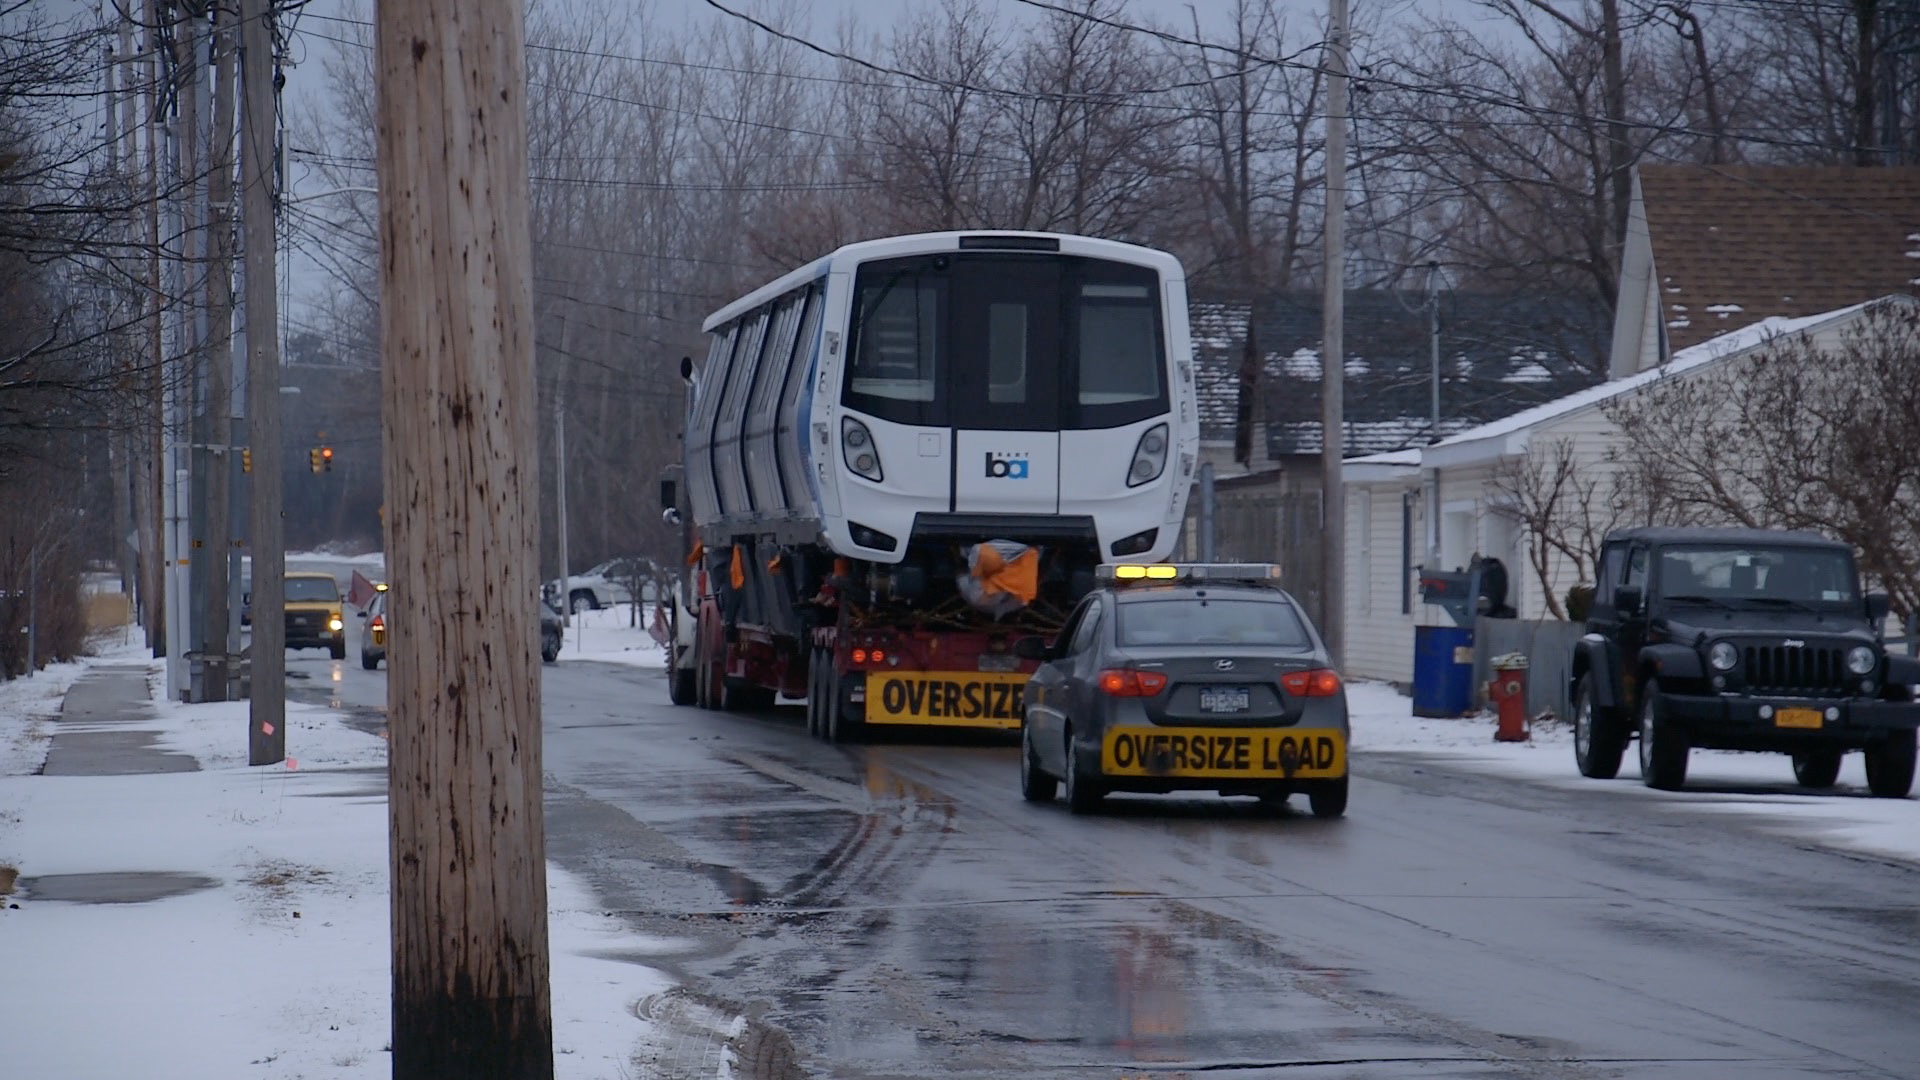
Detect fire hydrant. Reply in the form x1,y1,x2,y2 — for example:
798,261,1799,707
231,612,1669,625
1488,652,1530,742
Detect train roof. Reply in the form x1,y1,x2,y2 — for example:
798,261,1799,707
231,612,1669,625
701,231,1186,333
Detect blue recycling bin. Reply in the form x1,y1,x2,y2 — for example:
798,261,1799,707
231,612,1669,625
1413,625,1476,718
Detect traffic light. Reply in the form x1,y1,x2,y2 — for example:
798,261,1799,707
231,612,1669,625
241,447,252,474
308,447,323,473
321,446,334,472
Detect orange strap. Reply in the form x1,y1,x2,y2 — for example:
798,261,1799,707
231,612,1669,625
729,545,746,589
974,546,1039,605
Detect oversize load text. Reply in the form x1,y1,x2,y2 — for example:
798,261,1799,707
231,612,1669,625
1103,729,1345,777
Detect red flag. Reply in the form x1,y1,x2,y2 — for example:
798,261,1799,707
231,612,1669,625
348,569,378,609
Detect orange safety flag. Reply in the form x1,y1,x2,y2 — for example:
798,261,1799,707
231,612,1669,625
730,545,746,589
347,569,379,609
972,544,1039,605
686,540,705,567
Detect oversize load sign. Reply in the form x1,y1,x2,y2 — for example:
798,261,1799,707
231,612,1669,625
1102,727,1346,778
868,672,1028,728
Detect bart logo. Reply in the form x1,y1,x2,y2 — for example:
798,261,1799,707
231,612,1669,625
985,451,1030,479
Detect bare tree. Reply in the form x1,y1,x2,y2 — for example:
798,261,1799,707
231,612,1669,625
1604,301,1920,616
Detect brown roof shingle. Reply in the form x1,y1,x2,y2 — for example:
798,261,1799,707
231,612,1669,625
1638,164,1920,352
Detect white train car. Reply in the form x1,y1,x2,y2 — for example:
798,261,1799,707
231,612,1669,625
669,231,1199,735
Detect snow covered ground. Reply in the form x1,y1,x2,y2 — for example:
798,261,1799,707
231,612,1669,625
2,625,1917,1079
1346,681,1920,866
0,634,673,1080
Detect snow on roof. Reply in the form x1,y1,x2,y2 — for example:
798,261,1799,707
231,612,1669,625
1426,300,1882,461
1501,360,1553,384
1284,347,1321,379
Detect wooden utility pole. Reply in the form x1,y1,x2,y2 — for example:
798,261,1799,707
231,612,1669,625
375,1,552,1075
241,0,284,762
204,3,236,701
143,0,166,655
1320,0,1347,668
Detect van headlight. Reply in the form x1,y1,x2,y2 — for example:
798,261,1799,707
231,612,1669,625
842,416,883,482
1708,641,1737,671
1127,423,1169,487
1846,645,1877,675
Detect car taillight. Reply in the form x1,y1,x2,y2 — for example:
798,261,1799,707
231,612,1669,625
1280,668,1342,697
1099,669,1168,696
370,616,384,631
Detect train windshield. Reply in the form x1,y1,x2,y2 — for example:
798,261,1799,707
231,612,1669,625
843,254,1166,431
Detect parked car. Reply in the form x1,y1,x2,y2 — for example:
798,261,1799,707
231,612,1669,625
1570,527,1920,795
543,559,658,613
362,590,564,668
1016,563,1349,818
540,598,563,663
359,587,389,670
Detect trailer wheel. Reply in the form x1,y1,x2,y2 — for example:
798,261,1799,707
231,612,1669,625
827,666,864,744
806,647,827,739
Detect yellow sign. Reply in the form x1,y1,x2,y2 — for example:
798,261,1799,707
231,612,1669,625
1775,707,1823,729
1102,727,1346,779
865,671,1028,728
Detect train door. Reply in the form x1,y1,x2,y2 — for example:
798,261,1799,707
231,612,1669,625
949,259,1062,514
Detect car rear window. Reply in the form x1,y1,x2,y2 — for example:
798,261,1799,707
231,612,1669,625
1116,598,1311,648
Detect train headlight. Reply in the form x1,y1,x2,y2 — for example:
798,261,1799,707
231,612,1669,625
1846,645,1877,676
1127,423,1169,488
842,417,883,482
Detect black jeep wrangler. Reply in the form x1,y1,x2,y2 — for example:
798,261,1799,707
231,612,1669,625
1569,527,1920,796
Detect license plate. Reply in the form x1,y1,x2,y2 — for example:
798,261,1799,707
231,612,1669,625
1104,727,1345,778
1775,707,1823,729
1199,687,1250,713
865,672,1028,729
977,652,1020,673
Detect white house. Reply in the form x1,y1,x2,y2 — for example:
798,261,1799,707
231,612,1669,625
1340,299,1902,686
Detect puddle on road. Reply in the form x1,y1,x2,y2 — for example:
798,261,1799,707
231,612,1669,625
18,871,218,904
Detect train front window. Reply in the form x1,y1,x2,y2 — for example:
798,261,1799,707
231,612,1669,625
1073,270,1165,428
846,269,944,425
843,253,1165,430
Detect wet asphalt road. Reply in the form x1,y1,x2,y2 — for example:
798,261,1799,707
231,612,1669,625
298,634,1920,1080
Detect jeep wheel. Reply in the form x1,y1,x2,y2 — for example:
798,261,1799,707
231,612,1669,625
1573,675,1627,780
1864,729,1916,799
1020,722,1057,803
1791,748,1843,789
1637,678,1690,791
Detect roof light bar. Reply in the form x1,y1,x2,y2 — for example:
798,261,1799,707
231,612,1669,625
1098,563,1284,585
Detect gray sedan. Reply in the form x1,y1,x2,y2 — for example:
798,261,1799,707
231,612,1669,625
1016,565,1350,817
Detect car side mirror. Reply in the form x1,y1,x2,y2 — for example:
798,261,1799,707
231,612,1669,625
1866,591,1891,623
679,355,694,383
1614,585,1643,616
659,475,677,512
1012,635,1050,661
357,610,369,619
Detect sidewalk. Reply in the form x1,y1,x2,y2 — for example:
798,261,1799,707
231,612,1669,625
0,656,670,1080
